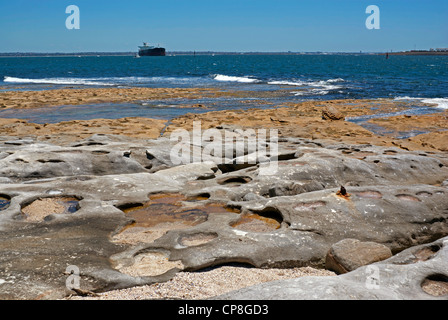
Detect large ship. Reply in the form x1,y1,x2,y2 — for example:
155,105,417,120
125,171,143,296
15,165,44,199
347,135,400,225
138,42,166,56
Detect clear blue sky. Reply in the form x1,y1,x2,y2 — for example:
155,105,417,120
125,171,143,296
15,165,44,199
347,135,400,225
0,0,446,52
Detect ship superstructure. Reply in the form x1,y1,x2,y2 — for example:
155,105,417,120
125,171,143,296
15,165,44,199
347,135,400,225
138,42,166,56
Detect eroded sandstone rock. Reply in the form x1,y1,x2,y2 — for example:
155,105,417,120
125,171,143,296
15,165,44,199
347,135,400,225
322,105,344,120
325,239,392,274
213,236,448,300
0,132,447,299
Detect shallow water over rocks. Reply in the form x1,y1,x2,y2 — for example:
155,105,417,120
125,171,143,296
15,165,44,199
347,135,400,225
0,195,11,211
114,193,240,245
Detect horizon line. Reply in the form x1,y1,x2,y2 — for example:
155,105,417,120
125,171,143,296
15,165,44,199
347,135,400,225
1,49,444,57
0,50,388,56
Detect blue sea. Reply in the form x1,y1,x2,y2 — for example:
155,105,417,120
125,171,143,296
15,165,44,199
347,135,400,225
0,54,447,123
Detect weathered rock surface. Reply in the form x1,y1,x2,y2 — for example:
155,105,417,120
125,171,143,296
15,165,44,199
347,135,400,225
0,87,217,110
213,236,448,300
0,131,447,299
325,239,392,274
127,183,447,272
0,164,218,299
322,105,344,120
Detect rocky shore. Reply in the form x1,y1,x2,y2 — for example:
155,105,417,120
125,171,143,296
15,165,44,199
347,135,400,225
0,88,447,300
0,87,218,110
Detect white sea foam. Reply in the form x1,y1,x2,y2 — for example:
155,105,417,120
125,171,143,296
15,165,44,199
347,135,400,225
3,75,212,87
394,96,448,109
293,89,330,96
292,91,306,96
326,78,345,83
273,78,345,96
421,98,448,109
308,80,343,90
268,78,344,91
393,96,415,101
3,76,115,86
311,89,330,95
213,74,260,83
267,80,307,86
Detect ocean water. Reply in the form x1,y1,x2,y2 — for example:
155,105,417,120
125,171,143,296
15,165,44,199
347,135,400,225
0,54,447,123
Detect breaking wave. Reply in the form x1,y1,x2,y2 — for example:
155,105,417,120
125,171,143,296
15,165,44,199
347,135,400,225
213,74,261,83
2,75,220,87
4,74,350,98
394,96,448,109
3,76,116,86
212,76,346,96
268,78,344,86
266,78,346,96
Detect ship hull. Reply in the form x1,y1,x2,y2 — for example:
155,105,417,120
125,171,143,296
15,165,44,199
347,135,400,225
138,48,166,56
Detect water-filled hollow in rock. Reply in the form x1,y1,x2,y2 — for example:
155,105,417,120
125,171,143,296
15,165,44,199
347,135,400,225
0,194,11,211
114,193,239,245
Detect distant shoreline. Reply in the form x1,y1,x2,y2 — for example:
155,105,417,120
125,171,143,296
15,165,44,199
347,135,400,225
0,51,382,57
384,51,448,56
1,51,447,57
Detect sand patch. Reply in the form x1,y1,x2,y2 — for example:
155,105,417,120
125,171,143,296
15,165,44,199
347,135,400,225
118,251,184,277
69,265,336,300
21,197,79,222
